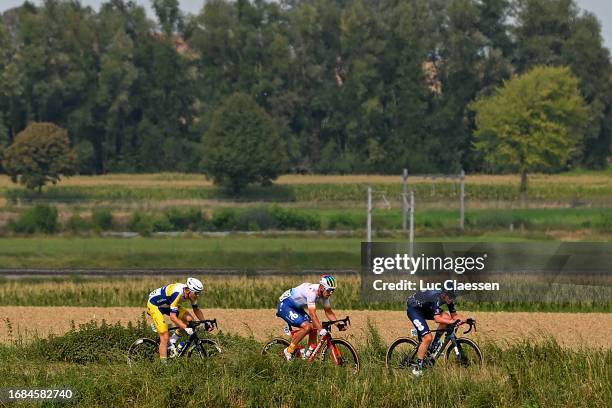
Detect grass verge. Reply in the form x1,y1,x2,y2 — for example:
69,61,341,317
0,320,609,407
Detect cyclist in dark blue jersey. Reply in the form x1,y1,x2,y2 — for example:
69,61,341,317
406,289,465,376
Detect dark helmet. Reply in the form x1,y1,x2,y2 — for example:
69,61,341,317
441,289,457,301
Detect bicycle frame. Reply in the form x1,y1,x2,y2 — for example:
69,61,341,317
165,319,218,357
287,317,350,364
418,319,477,363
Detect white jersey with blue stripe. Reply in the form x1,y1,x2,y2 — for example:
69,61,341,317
279,283,331,308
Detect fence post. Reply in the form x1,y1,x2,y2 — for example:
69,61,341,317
367,187,372,242
460,169,465,230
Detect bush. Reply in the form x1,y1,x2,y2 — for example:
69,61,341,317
152,216,173,232
9,204,59,234
328,213,361,230
235,207,278,231
65,213,90,232
270,206,320,230
595,213,612,232
91,208,113,231
28,319,150,364
211,209,237,231
165,208,206,231
128,211,154,236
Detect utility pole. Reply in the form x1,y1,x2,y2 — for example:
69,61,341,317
402,169,408,231
460,169,465,230
409,190,415,257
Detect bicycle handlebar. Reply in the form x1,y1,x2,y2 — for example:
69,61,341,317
322,316,351,330
167,319,218,332
463,318,476,334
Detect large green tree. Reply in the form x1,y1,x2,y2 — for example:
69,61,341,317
513,0,612,168
472,66,588,192
201,93,287,193
3,122,77,191
0,0,609,175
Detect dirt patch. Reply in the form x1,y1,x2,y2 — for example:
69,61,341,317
1,307,610,349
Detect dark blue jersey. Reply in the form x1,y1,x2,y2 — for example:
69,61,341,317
406,290,456,317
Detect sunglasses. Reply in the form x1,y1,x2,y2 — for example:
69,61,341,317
325,288,335,294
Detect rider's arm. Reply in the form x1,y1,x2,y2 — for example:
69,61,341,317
167,288,189,330
190,292,205,320
307,305,323,331
323,305,338,322
433,314,456,325
448,302,461,322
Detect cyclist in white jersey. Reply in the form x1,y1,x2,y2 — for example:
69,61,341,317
276,275,343,360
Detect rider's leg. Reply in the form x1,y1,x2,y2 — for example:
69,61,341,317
407,305,431,372
417,332,433,361
288,322,312,354
432,311,450,347
435,312,450,331
147,303,170,359
159,330,170,359
181,309,194,324
307,329,317,347
170,308,191,345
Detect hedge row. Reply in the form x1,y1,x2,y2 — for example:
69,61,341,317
6,205,612,235
7,205,322,235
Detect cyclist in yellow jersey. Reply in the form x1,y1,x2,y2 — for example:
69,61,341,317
147,277,207,360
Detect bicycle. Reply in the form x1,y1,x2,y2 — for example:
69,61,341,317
128,319,222,366
261,316,360,372
386,318,482,371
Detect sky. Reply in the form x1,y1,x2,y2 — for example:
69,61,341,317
0,0,611,51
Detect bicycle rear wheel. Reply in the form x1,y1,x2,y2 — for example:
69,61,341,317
187,339,223,359
323,339,360,372
261,338,290,359
127,338,159,366
445,338,483,368
385,337,419,370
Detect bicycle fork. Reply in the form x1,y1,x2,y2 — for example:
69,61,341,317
447,337,469,365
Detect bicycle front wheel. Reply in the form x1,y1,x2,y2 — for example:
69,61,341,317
261,338,290,359
445,338,483,368
188,339,223,359
127,338,159,366
385,337,419,370
323,339,360,372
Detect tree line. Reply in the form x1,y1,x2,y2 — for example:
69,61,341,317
0,0,610,176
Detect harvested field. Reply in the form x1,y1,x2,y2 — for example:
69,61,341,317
1,307,610,349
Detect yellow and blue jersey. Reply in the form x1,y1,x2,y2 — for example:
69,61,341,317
148,283,192,314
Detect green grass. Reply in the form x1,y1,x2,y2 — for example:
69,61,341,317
0,320,609,407
0,276,608,312
0,233,591,270
0,236,360,269
1,232,611,270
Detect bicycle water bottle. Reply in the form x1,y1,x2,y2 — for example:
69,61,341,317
176,341,186,355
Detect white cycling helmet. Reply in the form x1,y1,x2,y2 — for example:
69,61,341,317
319,274,338,291
186,277,204,294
